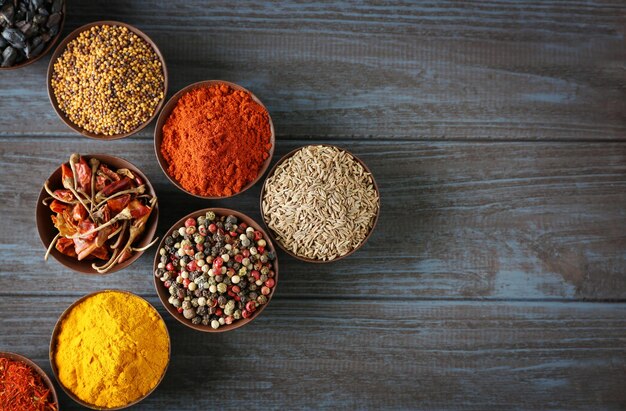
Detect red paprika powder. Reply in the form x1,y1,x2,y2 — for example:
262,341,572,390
160,83,272,197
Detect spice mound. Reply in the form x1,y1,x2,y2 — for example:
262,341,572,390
0,0,64,68
0,356,57,411
51,24,164,136
53,291,169,409
160,83,272,197
42,153,158,273
155,211,277,329
262,145,379,261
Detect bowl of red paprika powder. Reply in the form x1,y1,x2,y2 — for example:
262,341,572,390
154,80,275,199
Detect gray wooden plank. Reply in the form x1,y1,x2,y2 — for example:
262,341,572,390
0,1,624,140
1,137,625,300
1,297,625,410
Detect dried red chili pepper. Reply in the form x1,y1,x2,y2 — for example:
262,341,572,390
44,154,158,272
49,200,67,213
107,194,131,214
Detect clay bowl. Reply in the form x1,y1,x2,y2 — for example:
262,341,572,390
36,154,159,274
46,21,168,139
260,144,381,263
0,351,59,409
0,1,66,71
49,290,170,410
153,80,275,199
153,208,279,332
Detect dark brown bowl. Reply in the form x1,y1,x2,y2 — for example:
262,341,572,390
0,351,59,409
153,208,279,332
260,144,381,263
49,290,170,410
36,154,159,274
46,21,168,139
153,80,275,199
0,2,66,71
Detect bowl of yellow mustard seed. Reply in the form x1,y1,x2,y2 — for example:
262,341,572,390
50,290,170,410
47,21,167,139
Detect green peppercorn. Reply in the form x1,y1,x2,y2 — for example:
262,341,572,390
206,211,216,221
217,283,228,294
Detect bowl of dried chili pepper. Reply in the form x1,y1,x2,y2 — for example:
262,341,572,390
36,153,159,274
0,352,58,411
154,80,275,199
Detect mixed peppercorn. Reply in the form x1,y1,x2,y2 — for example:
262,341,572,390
155,211,276,329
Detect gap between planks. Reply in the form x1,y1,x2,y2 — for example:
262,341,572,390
2,135,626,144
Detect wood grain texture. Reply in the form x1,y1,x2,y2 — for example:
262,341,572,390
1,296,625,410
1,137,625,300
0,1,624,140
1,1,625,410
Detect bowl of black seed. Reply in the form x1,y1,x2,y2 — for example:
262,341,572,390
0,0,65,69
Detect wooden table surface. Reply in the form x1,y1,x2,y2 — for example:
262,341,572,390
1,1,625,410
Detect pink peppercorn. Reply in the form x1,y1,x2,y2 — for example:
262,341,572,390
246,301,257,312
208,223,217,233
183,278,190,288
232,285,241,293
251,270,260,280
242,310,251,319
261,286,271,295
213,257,223,269
166,262,175,271
216,308,223,316
225,316,234,325
185,218,196,227
239,223,248,230
234,254,243,263
254,231,263,241
265,278,275,288
257,246,265,254
242,249,250,258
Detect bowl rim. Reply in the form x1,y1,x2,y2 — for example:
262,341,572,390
153,80,275,199
152,207,279,332
46,20,168,140
35,153,159,275
259,144,381,263
49,289,171,410
0,351,59,409
0,1,66,71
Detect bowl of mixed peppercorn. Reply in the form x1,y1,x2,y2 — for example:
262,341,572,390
153,208,278,332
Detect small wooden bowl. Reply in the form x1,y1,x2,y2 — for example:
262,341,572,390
36,154,159,274
49,290,170,410
260,144,381,263
153,208,279,332
46,21,168,139
0,351,59,409
0,2,66,71
153,80,275,199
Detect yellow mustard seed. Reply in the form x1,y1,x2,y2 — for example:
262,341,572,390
51,25,164,136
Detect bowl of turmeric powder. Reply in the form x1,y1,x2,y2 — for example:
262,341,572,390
154,80,275,199
36,153,159,275
49,290,170,410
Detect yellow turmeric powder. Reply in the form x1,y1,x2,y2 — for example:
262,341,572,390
53,290,169,408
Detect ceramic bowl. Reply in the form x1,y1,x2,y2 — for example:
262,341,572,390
46,21,168,139
49,290,170,410
153,208,279,332
0,1,66,70
260,144,380,263
153,80,275,199
36,154,159,274
0,351,59,409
